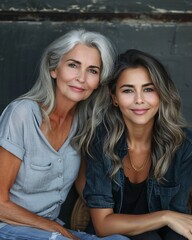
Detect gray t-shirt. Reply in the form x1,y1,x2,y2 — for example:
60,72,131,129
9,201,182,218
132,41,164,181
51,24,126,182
0,99,80,227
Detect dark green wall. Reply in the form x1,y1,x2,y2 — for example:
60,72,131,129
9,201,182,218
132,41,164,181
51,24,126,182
0,0,192,124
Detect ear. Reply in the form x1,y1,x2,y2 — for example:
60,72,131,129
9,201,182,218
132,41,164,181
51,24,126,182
110,93,118,107
50,69,57,79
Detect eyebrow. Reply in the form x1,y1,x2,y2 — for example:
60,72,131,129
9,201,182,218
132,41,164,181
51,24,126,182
120,83,154,88
66,59,101,70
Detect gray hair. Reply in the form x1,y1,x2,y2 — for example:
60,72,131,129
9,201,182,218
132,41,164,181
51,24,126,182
18,29,117,148
19,29,116,114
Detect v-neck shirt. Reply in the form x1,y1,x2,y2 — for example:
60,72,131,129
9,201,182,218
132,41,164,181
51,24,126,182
0,99,80,227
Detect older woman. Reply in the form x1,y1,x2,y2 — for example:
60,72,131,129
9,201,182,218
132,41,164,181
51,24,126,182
0,29,129,240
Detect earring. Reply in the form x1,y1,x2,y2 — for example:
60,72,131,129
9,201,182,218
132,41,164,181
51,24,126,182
113,102,118,107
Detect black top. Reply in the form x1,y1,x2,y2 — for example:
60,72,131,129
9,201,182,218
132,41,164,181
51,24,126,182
120,175,149,214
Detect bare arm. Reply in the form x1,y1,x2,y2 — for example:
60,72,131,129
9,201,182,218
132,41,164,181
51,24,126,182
90,207,192,239
0,147,79,240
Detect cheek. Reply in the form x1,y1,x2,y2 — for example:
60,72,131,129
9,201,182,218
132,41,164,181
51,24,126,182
88,78,100,90
152,97,160,115
147,94,160,105
154,96,160,108
118,95,132,107
57,71,73,84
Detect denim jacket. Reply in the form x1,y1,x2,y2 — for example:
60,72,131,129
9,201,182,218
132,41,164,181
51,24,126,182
84,126,192,215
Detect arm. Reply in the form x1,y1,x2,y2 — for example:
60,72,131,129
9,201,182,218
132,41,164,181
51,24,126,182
0,147,79,240
90,207,192,239
83,128,192,239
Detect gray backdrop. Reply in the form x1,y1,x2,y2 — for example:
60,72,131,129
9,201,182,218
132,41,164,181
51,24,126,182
0,0,192,124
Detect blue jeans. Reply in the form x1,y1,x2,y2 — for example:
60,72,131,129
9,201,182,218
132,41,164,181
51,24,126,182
0,225,130,240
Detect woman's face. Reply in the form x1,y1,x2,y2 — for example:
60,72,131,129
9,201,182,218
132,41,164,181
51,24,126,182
112,66,160,127
51,43,101,104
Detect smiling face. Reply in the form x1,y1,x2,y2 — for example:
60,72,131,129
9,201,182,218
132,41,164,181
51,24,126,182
112,66,160,128
50,43,101,104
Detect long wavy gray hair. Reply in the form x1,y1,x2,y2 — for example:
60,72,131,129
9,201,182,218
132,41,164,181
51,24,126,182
18,29,116,149
102,49,186,180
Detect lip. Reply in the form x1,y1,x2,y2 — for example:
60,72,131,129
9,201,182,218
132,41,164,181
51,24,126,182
131,109,149,115
69,85,85,92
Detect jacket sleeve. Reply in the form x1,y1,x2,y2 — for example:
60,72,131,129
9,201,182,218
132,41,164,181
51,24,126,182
83,127,115,209
168,128,192,213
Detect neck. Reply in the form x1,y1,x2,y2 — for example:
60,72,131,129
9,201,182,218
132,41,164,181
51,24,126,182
128,132,152,152
52,105,76,118
125,118,154,147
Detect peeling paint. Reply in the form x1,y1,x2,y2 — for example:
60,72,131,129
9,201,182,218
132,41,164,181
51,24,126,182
147,4,192,14
1,3,192,15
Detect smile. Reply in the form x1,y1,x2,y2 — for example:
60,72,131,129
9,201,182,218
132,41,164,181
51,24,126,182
131,109,149,115
69,85,85,92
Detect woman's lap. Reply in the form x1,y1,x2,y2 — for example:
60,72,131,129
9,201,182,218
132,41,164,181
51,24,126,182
0,225,130,240
129,231,162,240
159,227,187,240
0,225,70,240
1,224,185,240
70,230,130,240
129,228,187,240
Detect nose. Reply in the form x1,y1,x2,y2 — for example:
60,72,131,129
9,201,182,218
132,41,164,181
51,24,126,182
135,91,144,104
76,70,86,83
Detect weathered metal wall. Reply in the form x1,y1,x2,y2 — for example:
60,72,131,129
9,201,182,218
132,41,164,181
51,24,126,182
0,0,192,123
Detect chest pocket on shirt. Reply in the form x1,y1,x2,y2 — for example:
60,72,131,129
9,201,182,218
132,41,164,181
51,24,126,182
153,182,180,210
23,162,54,193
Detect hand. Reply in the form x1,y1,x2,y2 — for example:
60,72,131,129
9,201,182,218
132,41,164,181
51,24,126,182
61,229,79,240
47,221,79,240
165,211,192,240
55,226,80,240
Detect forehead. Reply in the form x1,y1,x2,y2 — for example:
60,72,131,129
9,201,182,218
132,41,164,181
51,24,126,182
118,67,152,84
65,44,100,60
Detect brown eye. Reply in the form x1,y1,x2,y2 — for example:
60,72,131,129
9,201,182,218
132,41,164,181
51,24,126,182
123,88,133,93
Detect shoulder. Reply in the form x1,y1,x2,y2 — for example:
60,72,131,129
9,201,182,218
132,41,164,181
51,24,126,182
184,127,192,143
4,99,38,113
7,99,39,113
177,127,192,156
92,122,108,146
0,99,41,124
86,123,107,159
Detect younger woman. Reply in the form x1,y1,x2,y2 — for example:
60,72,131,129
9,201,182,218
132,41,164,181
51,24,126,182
80,49,192,240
